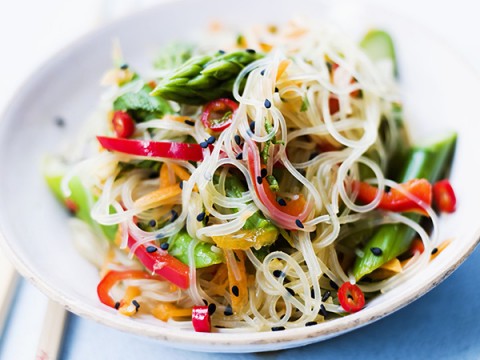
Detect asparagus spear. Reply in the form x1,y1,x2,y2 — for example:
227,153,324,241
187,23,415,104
44,168,118,242
151,50,263,105
168,231,224,268
352,132,457,280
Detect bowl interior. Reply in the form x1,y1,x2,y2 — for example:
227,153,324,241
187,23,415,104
0,0,479,352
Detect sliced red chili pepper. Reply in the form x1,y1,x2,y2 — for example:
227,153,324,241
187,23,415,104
97,136,204,162
408,238,425,256
433,179,456,213
127,233,189,289
201,98,238,132
192,305,211,332
354,178,432,213
97,270,157,308
112,111,135,138
337,282,365,313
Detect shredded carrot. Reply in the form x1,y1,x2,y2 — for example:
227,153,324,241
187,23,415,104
134,183,182,210
225,250,249,313
159,163,172,188
170,163,191,181
431,239,452,260
259,42,273,52
276,59,291,81
151,302,192,322
118,286,141,316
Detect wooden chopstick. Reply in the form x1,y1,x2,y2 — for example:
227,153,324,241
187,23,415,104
0,250,19,335
35,300,69,360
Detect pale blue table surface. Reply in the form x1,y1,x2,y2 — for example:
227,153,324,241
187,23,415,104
2,245,479,360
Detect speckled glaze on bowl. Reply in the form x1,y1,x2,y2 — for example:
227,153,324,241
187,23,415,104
0,0,479,353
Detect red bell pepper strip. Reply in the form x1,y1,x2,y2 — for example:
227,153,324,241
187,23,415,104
97,270,157,308
432,179,456,213
245,140,312,230
127,234,189,289
354,178,432,213
201,98,238,132
192,306,211,332
337,282,365,313
112,111,135,138
97,136,204,162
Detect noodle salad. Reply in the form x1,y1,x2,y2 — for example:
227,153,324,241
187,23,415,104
44,19,457,332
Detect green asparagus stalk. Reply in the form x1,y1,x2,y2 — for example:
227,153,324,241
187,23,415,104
168,231,224,268
360,29,398,77
43,159,118,242
151,50,263,105
352,132,457,280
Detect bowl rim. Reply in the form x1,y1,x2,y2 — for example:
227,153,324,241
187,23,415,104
1,0,480,352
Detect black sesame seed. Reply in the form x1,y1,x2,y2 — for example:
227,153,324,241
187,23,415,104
431,247,438,255
260,69,265,76
275,87,279,93
208,303,217,315
179,181,184,189
203,299,208,306
218,49,226,54
370,247,383,256
305,321,317,327
146,246,157,253
132,300,140,311
319,304,327,318
234,134,241,145
311,288,316,299
249,121,256,132
148,219,156,227
114,302,120,310
170,210,178,222
184,119,195,126
256,176,263,185
246,48,256,54
271,326,285,331
120,63,129,70
329,280,339,290
286,287,295,296
295,219,304,229
200,141,209,149
54,117,65,127
207,136,216,145
232,285,239,297
196,212,206,222
224,305,233,316
277,198,287,206
264,99,272,109
160,242,169,251
321,290,331,302
273,269,284,278
236,152,243,160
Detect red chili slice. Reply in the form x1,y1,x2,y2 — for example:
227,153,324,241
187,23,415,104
337,282,365,313
112,111,135,138
97,136,204,162
97,270,158,308
201,98,238,132
127,234,190,289
192,306,211,332
433,179,456,213
354,178,432,213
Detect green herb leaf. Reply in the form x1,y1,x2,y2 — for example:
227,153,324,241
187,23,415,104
113,85,173,116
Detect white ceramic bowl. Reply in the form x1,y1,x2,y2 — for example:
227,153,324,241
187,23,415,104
1,0,479,353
